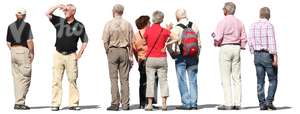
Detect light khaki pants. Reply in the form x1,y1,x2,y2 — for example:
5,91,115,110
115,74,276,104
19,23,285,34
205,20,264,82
219,45,242,106
52,51,79,107
146,57,169,97
11,47,32,105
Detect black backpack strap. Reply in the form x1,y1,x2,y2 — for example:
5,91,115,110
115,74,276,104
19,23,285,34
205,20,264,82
187,22,193,28
177,23,187,29
177,22,193,29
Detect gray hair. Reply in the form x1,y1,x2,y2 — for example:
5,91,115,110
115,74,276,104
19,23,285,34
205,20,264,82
176,8,187,20
113,4,124,15
66,4,76,12
223,2,236,15
152,10,164,24
260,7,271,20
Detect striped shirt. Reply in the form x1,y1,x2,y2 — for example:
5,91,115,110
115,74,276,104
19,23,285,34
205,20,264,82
248,19,277,54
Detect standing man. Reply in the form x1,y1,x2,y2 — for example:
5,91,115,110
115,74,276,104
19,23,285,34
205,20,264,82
46,4,88,111
248,7,278,110
212,2,247,110
7,8,34,110
168,9,201,110
102,4,133,111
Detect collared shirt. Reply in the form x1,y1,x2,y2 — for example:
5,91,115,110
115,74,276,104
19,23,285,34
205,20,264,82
50,15,88,53
132,30,148,61
170,18,201,54
102,16,134,51
214,15,247,48
7,20,33,48
248,19,277,54
144,24,171,57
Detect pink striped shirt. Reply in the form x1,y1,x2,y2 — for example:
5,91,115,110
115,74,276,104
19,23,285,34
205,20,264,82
248,19,277,54
214,15,247,48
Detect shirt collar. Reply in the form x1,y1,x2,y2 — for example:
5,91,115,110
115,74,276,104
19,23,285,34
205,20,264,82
259,18,269,22
225,15,234,18
114,16,122,19
178,18,188,24
64,18,76,25
152,23,161,27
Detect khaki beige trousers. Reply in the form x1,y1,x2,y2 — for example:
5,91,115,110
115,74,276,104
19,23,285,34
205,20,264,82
52,51,79,107
11,46,32,105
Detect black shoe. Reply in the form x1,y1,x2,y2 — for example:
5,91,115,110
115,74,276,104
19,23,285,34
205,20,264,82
51,107,59,111
14,104,30,110
259,104,268,110
139,104,145,109
191,107,198,110
217,105,234,110
153,105,159,109
233,106,241,110
267,103,277,110
176,106,191,110
107,105,119,111
69,106,80,111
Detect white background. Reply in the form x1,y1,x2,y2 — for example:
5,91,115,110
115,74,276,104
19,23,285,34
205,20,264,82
0,0,299,114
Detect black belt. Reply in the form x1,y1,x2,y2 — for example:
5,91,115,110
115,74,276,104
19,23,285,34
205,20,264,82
220,43,240,46
110,46,127,49
254,50,269,53
57,50,75,55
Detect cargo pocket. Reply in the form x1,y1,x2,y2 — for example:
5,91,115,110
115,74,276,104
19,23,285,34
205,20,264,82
22,64,32,77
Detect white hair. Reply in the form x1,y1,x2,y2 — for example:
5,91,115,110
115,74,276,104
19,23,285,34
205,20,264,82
66,4,76,12
152,10,164,24
113,4,124,15
224,2,236,15
176,8,187,19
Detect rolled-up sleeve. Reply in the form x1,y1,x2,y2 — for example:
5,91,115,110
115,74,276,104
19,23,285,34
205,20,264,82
268,24,277,54
248,25,255,54
102,22,110,50
240,24,247,48
214,20,224,42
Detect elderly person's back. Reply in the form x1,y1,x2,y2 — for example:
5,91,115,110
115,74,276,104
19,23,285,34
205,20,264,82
144,10,175,111
102,4,133,111
213,2,247,110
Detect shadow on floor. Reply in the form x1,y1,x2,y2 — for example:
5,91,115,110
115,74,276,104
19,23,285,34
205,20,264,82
128,104,218,111
243,106,292,110
30,105,100,110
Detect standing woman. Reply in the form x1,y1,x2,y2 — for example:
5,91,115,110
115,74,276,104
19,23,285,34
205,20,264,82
144,10,176,111
133,15,159,109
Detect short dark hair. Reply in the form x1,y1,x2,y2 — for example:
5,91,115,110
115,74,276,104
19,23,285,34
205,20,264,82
135,15,150,29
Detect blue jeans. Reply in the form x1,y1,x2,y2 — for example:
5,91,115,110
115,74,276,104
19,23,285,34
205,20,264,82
254,52,278,105
175,55,199,108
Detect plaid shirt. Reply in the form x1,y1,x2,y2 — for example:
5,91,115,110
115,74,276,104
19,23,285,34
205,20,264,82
248,19,277,54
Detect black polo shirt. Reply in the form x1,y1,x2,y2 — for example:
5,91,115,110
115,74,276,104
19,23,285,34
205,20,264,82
6,20,33,48
50,15,88,53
